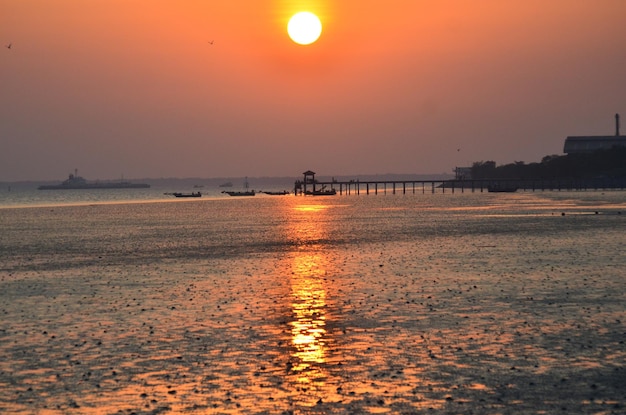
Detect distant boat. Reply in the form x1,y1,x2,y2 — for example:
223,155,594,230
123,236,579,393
305,189,337,196
222,177,255,196
167,192,202,198
222,190,255,196
305,185,337,196
218,182,233,187
38,169,150,190
487,185,518,193
261,190,291,195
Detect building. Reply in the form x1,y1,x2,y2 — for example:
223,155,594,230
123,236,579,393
454,167,472,180
564,114,626,154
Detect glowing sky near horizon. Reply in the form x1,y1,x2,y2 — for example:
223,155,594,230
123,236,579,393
1,0,625,181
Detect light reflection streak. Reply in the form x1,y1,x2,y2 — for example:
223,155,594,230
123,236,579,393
286,203,334,389
290,253,328,377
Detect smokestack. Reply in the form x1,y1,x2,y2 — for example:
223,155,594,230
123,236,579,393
617,113,621,136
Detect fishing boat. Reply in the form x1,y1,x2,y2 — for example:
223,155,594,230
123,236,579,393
38,169,150,190
222,190,255,196
222,177,255,196
171,192,202,198
304,185,337,196
261,190,291,195
305,189,337,196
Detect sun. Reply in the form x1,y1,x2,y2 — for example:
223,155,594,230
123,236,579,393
287,12,322,45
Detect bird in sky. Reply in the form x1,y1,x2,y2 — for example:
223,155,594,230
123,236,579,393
208,40,214,45
5,43,11,49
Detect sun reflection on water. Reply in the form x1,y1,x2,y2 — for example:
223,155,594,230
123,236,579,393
290,253,328,377
286,203,334,390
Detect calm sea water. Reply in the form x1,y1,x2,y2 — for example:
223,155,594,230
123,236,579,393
0,179,297,209
1,191,625,414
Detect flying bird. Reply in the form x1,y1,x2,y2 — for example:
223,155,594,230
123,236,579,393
208,40,214,45
5,43,11,49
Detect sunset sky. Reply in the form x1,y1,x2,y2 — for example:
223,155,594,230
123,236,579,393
1,0,625,181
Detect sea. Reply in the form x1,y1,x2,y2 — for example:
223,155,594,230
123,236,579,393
0,184,624,414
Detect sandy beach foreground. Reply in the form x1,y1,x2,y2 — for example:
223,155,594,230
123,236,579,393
1,192,625,414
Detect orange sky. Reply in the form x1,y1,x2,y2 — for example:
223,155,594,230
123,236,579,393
1,0,625,180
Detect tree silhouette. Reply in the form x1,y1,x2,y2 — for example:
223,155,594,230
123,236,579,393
470,147,626,180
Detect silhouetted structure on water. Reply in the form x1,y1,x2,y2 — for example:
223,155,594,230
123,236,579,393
296,115,626,195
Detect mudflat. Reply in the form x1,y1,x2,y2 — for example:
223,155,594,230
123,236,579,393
1,193,624,414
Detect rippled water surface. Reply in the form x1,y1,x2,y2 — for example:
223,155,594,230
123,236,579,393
1,192,625,414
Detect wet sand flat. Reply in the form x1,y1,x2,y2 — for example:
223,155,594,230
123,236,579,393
0,193,625,414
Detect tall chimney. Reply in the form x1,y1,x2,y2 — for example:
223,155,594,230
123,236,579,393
617,113,621,136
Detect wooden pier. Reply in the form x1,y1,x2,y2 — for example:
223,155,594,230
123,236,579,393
294,171,626,195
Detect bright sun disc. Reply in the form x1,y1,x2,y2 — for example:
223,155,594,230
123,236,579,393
288,12,322,45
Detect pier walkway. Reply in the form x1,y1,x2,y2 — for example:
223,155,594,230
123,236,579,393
293,171,626,195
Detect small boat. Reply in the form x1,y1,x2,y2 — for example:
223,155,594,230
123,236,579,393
222,190,255,196
309,189,337,196
305,188,337,196
222,177,255,196
487,185,518,193
165,192,202,198
261,190,290,195
304,184,337,196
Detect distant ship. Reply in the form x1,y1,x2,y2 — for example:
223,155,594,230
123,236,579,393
38,169,150,190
